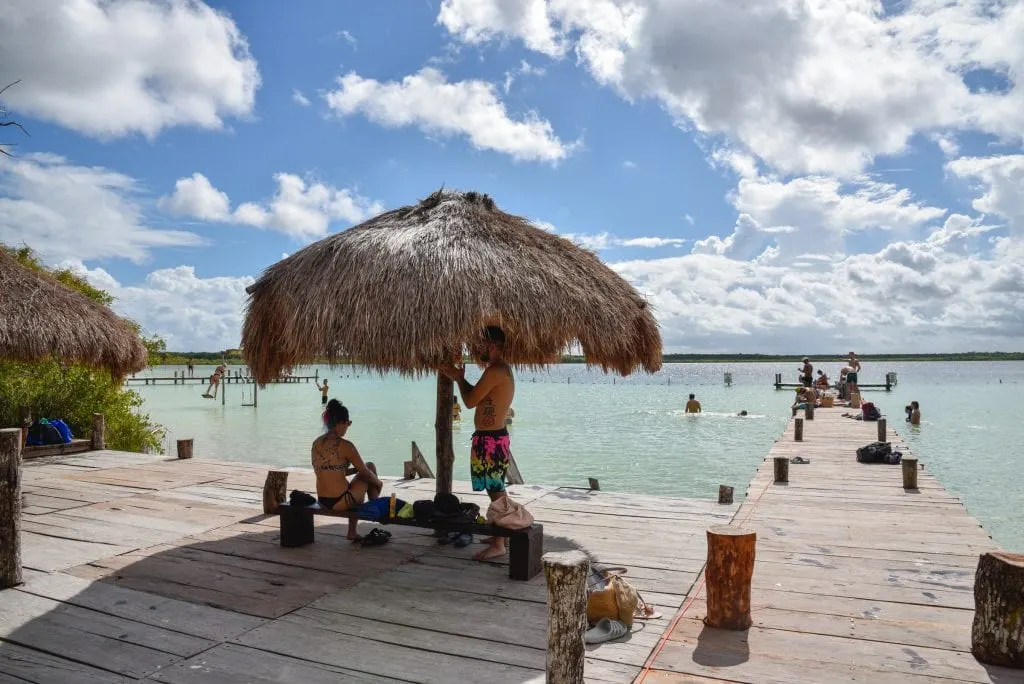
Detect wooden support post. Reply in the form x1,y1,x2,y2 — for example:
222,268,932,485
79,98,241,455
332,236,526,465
804,403,815,420
773,456,789,483
0,428,23,589
877,418,887,442
588,477,600,491
543,550,589,684
18,406,30,447
263,471,288,514
435,372,454,496
718,485,734,504
253,381,258,408
403,461,415,480
705,525,756,630
90,412,105,450
410,441,435,478
176,438,193,460
794,417,804,441
971,551,1024,668
902,458,918,490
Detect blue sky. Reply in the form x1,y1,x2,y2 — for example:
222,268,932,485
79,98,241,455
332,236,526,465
1,0,1022,353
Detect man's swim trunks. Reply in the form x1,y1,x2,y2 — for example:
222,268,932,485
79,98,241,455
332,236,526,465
471,428,511,493
847,371,858,384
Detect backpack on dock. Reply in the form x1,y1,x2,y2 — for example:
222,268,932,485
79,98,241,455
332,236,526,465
856,441,892,464
26,420,65,446
861,402,880,421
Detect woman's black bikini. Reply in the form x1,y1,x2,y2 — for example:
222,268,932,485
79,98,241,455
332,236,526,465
318,490,357,510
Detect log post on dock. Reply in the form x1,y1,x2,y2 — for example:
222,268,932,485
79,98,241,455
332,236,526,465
877,418,887,442
18,406,30,447
90,412,105,450
773,457,789,483
176,439,193,460
804,403,815,420
705,525,755,630
794,417,804,441
718,485,734,504
902,458,919,490
0,429,23,589
971,551,1024,668
543,550,589,684
263,471,288,514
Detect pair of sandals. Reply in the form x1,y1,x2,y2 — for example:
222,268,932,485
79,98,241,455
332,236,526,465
437,531,474,548
355,528,391,547
790,456,810,464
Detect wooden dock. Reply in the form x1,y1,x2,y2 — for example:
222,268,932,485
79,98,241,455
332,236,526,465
0,450,736,683
1,410,1018,683
124,373,318,385
641,408,1020,683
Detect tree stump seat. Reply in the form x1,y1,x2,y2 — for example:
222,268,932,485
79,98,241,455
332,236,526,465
276,502,544,581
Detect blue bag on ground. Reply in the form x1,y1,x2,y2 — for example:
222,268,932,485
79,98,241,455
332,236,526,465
26,420,64,446
48,419,73,443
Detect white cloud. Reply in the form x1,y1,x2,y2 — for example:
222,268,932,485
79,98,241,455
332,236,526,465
946,155,1024,232
158,172,384,240
503,59,547,93
68,262,252,352
437,0,1024,175
292,89,312,107
0,0,260,139
232,173,384,240
622,160,637,170
692,174,947,261
684,214,695,225
338,29,358,49
0,154,203,263
158,173,230,221
323,67,575,163
562,232,686,251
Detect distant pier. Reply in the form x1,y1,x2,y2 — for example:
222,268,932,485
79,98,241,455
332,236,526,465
124,370,319,386
773,371,895,391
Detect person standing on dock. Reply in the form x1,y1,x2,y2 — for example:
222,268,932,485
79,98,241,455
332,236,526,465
316,379,330,405
187,358,194,378
685,394,702,413
845,351,861,395
799,358,814,387
439,326,523,562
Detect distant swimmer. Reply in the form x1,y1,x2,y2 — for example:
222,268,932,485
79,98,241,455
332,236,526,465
906,400,921,426
685,394,701,413
738,410,748,416
316,379,330,405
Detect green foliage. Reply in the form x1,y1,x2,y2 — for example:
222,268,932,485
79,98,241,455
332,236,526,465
1,243,161,453
0,360,160,453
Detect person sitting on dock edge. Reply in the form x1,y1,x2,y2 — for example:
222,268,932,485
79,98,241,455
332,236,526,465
685,394,701,413
439,326,523,561
815,369,830,389
312,400,383,541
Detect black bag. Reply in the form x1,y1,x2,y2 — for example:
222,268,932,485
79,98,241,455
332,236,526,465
861,402,881,421
26,421,63,446
856,441,892,463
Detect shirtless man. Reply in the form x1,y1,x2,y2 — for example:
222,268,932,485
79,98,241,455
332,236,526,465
685,394,701,413
845,352,861,395
439,326,517,561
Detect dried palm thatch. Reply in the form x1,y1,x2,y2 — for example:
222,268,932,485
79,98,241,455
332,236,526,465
243,189,662,382
0,249,148,378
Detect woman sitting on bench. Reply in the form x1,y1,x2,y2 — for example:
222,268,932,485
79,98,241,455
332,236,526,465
312,400,383,541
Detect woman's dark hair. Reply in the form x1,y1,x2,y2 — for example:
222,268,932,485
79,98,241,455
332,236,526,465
324,399,349,429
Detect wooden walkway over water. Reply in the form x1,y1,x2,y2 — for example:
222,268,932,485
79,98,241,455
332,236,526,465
1,410,1019,682
642,408,1020,683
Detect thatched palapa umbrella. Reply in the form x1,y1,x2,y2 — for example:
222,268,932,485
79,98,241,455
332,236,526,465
0,249,148,378
243,190,662,493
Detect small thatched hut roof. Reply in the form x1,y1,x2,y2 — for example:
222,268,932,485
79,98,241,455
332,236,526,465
0,249,148,377
243,189,662,382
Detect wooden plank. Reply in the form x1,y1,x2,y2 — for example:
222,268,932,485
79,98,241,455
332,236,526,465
0,641,133,684
17,570,266,642
20,531,132,572
0,590,191,678
234,619,547,684
147,643,398,684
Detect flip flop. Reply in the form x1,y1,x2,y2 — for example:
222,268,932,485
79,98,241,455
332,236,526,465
585,618,629,644
790,457,810,464
359,528,391,547
453,532,473,548
437,531,460,545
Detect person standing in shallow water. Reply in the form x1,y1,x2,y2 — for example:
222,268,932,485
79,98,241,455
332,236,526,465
439,326,519,561
316,378,330,405
685,394,701,413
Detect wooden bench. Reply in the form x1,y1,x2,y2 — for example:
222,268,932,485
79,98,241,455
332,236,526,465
276,502,544,581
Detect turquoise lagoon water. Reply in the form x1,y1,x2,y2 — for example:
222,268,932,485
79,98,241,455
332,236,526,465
134,361,1024,551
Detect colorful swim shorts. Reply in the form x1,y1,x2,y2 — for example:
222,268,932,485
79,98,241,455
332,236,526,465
471,428,511,493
